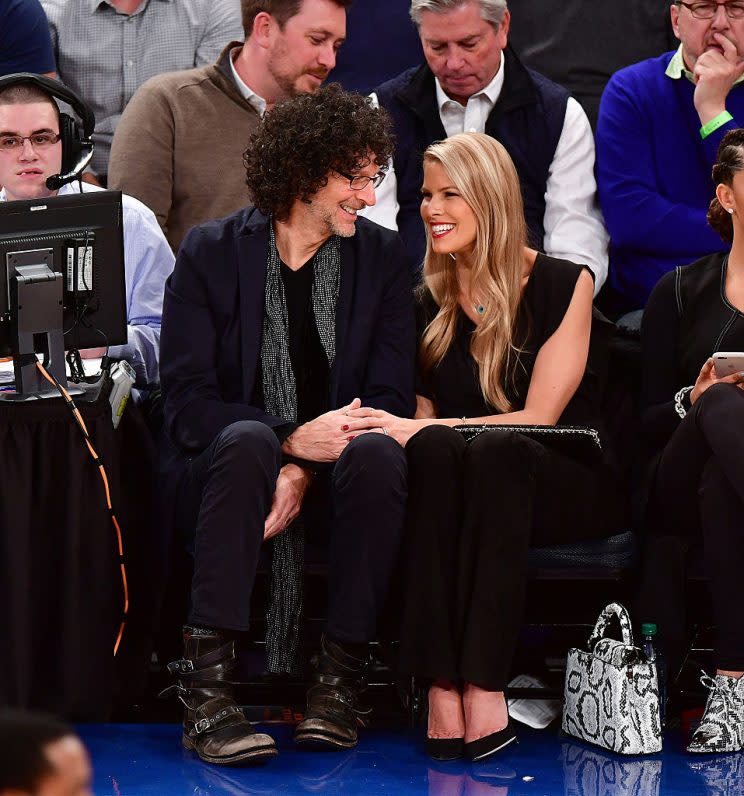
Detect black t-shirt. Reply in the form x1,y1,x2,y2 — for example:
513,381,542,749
416,253,605,429
280,260,330,424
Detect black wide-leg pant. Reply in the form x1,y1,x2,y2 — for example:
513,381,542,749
174,421,408,644
398,425,619,690
639,382,744,671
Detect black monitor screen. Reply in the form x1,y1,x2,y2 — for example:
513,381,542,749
0,190,127,357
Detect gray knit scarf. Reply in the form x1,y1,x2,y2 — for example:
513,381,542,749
261,222,340,675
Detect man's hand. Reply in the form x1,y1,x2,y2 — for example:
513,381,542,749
282,398,362,462
264,463,313,541
693,33,744,124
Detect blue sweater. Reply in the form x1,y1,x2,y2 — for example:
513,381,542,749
596,51,742,310
0,0,55,77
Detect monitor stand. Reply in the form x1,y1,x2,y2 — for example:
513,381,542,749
0,261,83,402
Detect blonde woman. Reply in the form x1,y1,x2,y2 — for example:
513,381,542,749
345,133,624,761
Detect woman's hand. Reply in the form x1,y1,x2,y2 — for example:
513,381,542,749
283,398,362,462
264,463,313,541
344,407,430,447
690,358,744,405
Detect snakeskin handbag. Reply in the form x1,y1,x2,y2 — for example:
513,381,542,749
562,602,663,755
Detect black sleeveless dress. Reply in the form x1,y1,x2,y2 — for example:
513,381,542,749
416,252,608,439
398,254,625,690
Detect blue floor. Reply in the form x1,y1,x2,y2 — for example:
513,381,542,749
79,723,742,795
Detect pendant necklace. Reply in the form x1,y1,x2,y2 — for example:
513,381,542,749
452,252,485,316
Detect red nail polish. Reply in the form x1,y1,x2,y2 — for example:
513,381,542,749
342,424,349,431
347,435,355,441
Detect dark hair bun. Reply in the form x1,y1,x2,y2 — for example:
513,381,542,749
709,128,744,242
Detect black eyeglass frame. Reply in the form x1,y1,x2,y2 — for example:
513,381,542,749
0,132,62,151
675,1,744,19
335,169,387,190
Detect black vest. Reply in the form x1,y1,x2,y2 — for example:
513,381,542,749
374,46,569,265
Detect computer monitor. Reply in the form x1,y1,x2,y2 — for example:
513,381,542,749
0,190,127,398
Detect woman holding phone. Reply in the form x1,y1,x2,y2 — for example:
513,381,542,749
344,133,623,761
639,129,744,754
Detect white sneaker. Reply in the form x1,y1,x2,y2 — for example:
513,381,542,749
687,673,744,754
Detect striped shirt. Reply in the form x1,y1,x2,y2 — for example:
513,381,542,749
41,0,243,176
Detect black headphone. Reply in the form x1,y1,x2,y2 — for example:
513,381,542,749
0,72,95,190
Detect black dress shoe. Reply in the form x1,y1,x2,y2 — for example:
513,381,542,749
425,736,464,761
464,722,517,762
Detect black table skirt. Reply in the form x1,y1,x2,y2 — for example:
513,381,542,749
0,391,158,720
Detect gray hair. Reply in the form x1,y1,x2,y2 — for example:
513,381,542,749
409,0,508,29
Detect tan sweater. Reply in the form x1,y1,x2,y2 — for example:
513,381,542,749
108,44,260,253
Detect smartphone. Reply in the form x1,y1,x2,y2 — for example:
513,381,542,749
712,351,744,378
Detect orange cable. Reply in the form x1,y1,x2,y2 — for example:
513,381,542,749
36,361,128,655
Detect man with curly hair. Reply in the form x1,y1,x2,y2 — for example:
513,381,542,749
158,85,415,766
108,0,351,253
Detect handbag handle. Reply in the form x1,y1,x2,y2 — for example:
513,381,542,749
586,602,635,650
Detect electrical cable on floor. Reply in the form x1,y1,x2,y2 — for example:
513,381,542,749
36,360,128,655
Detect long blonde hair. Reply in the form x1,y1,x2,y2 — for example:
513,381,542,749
419,132,527,412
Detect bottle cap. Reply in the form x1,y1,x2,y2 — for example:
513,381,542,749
641,623,657,635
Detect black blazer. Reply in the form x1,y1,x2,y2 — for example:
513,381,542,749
159,207,416,485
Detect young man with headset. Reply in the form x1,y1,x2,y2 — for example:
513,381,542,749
0,73,174,389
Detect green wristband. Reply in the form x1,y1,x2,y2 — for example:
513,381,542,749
700,110,734,139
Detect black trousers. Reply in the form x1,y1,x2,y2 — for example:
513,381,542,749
174,421,408,644
639,382,744,671
398,425,620,690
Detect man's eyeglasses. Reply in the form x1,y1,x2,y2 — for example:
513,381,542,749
676,1,744,19
0,133,61,152
335,169,386,190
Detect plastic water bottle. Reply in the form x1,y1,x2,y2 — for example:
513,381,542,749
641,623,666,727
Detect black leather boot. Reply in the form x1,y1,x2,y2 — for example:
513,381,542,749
294,634,371,750
163,627,278,766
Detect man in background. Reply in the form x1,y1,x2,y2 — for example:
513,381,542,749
596,0,744,314
108,0,350,252
41,0,243,185
367,0,609,290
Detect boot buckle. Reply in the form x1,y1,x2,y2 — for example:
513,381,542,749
167,659,195,675
191,705,243,736
193,718,212,735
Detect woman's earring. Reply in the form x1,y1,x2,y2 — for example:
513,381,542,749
449,253,456,261
728,208,735,215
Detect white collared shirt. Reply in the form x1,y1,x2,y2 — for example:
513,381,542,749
435,54,505,137
366,57,609,292
229,47,267,118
